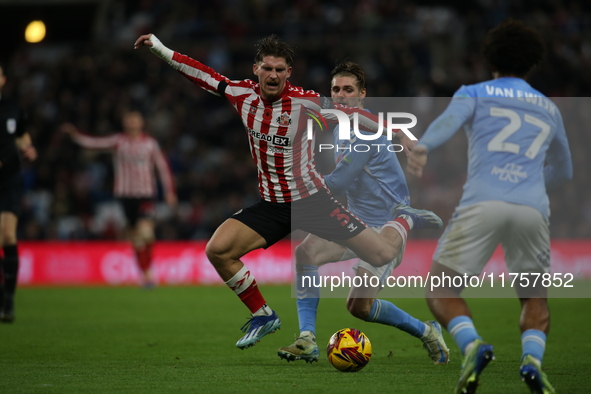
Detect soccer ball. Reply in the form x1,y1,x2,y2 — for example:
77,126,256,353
326,328,372,372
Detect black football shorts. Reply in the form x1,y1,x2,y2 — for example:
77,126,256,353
232,189,366,248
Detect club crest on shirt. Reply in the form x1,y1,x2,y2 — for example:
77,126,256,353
276,112,292,127
6,119,16,134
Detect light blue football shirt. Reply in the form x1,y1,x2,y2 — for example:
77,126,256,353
324,114,410,227
418,77,572,218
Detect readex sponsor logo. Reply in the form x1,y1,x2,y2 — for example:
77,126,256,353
248,128,290,146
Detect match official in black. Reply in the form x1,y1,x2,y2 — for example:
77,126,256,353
0,63,37,323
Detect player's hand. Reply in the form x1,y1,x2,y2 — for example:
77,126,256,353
60,122,78,136
21,145,37,161
165,192,178,208
397,133,417,156
407,144,428,178
134,34,154,49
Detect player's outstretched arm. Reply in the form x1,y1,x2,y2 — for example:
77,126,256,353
60,122,118,149
133,33,230,98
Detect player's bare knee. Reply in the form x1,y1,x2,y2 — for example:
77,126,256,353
135,222,154,243
0,230,16,246
294,243,310,265
295,242,322,267
205,240,231,266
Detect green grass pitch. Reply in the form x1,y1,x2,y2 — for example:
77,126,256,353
1,285,590,393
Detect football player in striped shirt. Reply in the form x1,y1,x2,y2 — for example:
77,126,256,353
62,111,177,287
409,20,572,394
135,33,442,349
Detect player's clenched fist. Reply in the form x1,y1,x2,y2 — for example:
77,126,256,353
134,34,154,49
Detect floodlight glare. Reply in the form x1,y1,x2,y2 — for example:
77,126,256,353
25,20,46,43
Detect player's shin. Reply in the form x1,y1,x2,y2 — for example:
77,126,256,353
296,264,320,335
368,299,425,337
2,245,18,301
1,244,18,321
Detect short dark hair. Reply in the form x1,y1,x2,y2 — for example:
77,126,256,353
254,34,295,66
482,19,545,77
330,60,367,91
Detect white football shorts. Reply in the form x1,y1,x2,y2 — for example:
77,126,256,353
434,200,550,276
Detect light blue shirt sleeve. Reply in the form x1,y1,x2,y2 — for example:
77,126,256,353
418,86,475,151
324,148,372,196
544,113,573,189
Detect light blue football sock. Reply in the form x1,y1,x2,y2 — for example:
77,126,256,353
448,315,481,355
521,329,546,364
367,299,426,338
296,264,320,335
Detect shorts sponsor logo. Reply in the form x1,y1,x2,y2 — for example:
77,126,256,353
329,207,358,232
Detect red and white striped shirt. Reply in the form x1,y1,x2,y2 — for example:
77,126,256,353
150,36,387,203
72,132,175,198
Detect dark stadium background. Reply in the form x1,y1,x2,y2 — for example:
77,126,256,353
1,0,590,241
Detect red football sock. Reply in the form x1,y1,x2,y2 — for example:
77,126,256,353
135,242,153,273
225,266,266,314
394,216,411,232
382,218,409,244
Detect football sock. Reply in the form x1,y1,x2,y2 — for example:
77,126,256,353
253,303,273,317
225,265,267,314
2,245,19,303
382,220,408,244
367,299,426,338
448,315,482,356
0,254,4,307
396,215,414,230
296,264,320,335
135,242,153,273
521,329,546,365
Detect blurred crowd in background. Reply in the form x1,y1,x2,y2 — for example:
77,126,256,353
3,0,591,241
